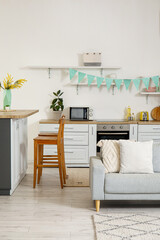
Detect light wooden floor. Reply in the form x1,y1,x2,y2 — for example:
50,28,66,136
1,164,160,240
0,164,95,240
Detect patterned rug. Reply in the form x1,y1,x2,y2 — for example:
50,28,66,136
93,213,160,240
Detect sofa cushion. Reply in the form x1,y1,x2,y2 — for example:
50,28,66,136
97,140,120,173
153,142,160,172
119,140,153,174
105,173,160,194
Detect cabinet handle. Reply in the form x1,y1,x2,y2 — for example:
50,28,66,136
132,127,134,135
65,127,74,130
153,127,160,130
53,151,73,154
92,127,93,135
64,138,74,140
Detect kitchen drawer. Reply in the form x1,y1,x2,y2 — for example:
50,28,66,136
39,124,88,132
138,133,160,142
43,146,89,163
138,125,160,133
64,133,88,145
43,132,88,146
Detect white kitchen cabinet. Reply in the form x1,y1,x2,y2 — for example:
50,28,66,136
43,145,89,164
11,118,28,194
89,125,97,158
129,124,138,141
39,123,91,166
138,125,160,142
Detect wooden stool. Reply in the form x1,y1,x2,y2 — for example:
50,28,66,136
33,117,66,189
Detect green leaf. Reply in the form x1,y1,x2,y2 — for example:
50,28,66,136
57,90,61,95
52,99,57,104
59,92,64,96
53,92,57,96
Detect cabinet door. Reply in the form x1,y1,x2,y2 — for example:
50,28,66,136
11,119,20,192
89,125,97,158
19,118,28,176
11,118,28,193
129,124,137,141
43,145,89,164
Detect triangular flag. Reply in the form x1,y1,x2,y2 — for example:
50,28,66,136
115,79,122,90
78,72,86,83
105,78,113,90
87,75,95,86
152,76,159,87
142,77,150,90
124,79,131,90
133,78,141,90
69,68,77,80
96,77,104,88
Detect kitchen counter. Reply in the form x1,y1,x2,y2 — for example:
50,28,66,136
0,109,39,118
39,119,160,125
39,119,137,124
0,109,39,195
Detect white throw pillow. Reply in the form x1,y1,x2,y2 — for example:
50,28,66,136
119,140,153,174
97,140,120,173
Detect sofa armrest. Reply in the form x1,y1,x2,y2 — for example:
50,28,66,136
90,156,105,200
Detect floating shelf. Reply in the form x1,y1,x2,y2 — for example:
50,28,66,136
27,65,121,78
140,92,160,95
140,91,160,104
28,65,121,69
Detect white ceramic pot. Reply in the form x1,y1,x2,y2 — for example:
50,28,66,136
53,111,62,120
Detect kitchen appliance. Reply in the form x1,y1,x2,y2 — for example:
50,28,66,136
70,107,89,121
97,124,130,152
140,111,149,121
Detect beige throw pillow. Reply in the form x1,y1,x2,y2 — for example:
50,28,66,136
119,140,153,173
97,140,120,173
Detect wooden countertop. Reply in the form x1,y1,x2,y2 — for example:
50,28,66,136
0,109,39,119
39,119,160,125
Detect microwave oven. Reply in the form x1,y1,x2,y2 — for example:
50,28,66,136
70,107,89,121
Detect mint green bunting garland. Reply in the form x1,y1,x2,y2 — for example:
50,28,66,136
96,77,104,88
152,76,159,87
124,79,131,90
87,75,95,86
133,78,141,90
78,72,86,83
115,79,122,90
69,69,160,91
142,77,150,90
69,68,77,80
105,78,113,90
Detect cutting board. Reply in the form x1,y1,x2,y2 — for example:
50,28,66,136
151,106,160,120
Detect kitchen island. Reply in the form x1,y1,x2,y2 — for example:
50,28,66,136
0,110,38,195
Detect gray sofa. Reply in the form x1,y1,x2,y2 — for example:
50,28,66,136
90,142,160,212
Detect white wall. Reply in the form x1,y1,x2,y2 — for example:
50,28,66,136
0,0,160,161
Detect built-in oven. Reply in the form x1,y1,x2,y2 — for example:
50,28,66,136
97,124,130,152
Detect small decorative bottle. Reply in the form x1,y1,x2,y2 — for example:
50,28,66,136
126,106,131,121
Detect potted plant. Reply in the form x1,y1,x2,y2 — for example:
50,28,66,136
50,90,64,120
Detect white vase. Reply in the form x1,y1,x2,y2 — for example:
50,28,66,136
53,111,62,120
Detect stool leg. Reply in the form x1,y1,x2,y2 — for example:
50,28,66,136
33,141,38,188
40,145,43,177
37,144,41,184
57,145,63,189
